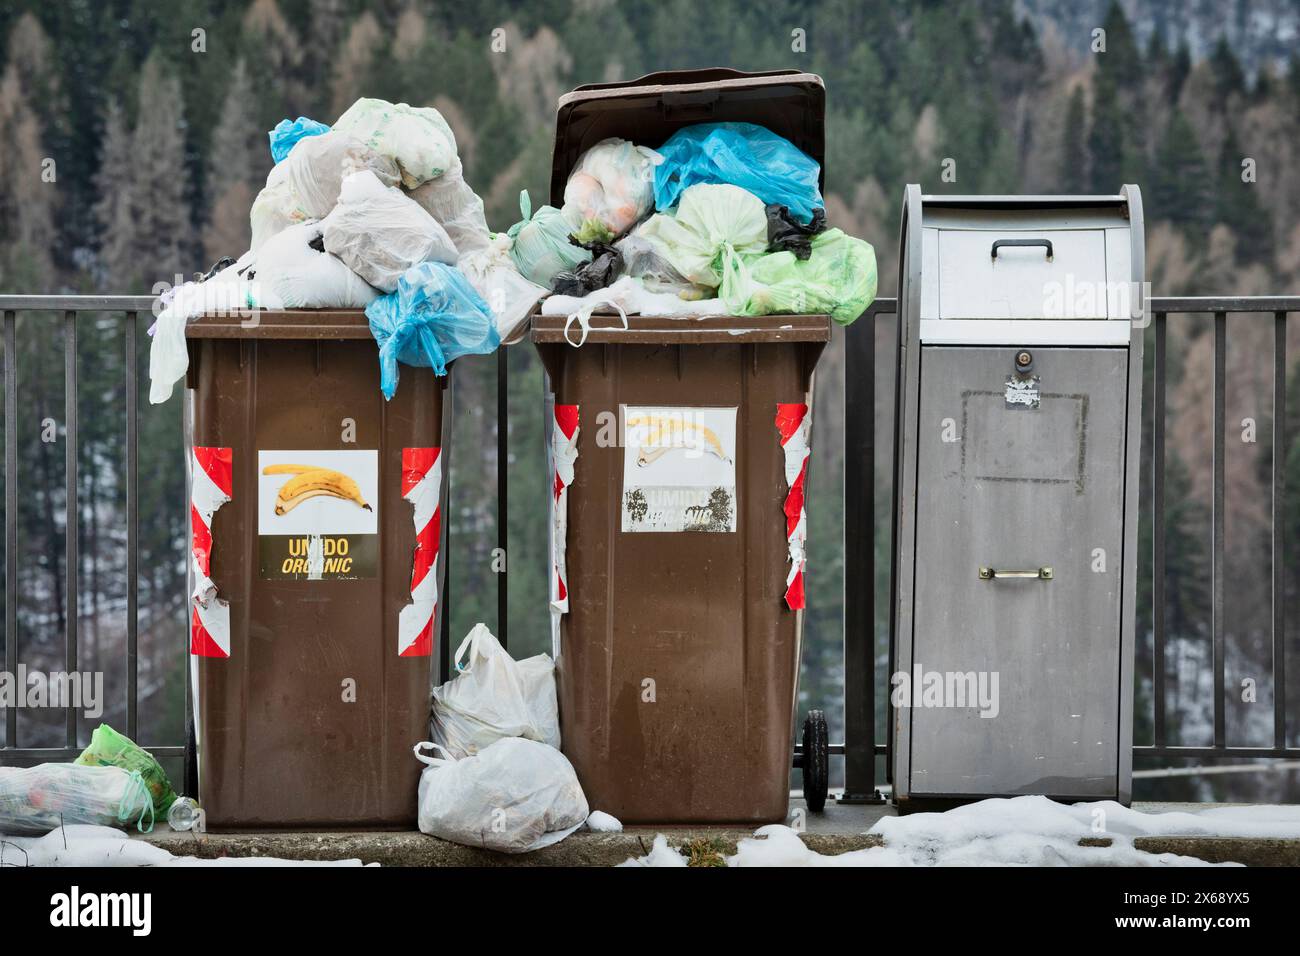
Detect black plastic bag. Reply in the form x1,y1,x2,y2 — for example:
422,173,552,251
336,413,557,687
550,241,623,297
766,204,827,261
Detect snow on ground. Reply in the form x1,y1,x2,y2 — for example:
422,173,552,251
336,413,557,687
0,825,368,867
620,795,1300,867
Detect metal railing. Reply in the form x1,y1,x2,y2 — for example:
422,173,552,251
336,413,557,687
841,295,1300,801
2,293,1298,800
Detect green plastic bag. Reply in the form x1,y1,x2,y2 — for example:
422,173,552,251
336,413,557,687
722,228,877,325
505,191,591,287
75,724,177,817
635,183,768,289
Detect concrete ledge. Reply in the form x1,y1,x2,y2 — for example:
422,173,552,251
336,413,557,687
135,800,1300,867
141,827,885,867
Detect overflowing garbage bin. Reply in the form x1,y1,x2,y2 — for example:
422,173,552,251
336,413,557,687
185,310,448,828
533,70,847,824
889,186,1146,809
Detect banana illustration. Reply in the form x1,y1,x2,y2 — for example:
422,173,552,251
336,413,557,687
264,465,372,515
626,415,730,466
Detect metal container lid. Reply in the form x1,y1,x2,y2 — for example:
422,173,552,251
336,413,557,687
550,68,826,206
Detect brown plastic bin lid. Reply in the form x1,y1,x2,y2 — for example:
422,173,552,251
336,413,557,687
550,68,826,206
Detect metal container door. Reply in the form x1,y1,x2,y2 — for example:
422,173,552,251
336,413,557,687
907,345,1128,798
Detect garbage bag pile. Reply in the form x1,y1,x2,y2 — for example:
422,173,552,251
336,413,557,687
415,623,597,853
495,121,877,335
1,725,176,836
149,97,538,405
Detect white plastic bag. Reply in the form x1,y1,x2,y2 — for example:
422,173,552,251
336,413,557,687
457,236,548,344
333,98,457,189
414,738,588,853
404,156,490,257
562,137,662,242
0,764,155,836
250,172,311,252
254,221,379,310
148,251,258,404
429,623,560,758
322,170,458,293
280,130,402,219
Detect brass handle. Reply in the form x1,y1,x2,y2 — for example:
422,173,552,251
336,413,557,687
979,566,1053,580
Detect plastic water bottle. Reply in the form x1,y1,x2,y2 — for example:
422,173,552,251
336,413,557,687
167,797,201,832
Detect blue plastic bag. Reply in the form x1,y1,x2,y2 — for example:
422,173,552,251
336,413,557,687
366,262,500,399
654,122,824,225
268,116,330,164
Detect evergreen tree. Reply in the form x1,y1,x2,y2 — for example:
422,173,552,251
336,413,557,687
1150,110,1211,233
128,55,192,291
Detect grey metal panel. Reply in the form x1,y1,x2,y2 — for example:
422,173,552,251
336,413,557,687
909,346,1127,797
890,185,926,800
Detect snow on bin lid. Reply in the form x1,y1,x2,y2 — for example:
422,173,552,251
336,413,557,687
550,69,825,207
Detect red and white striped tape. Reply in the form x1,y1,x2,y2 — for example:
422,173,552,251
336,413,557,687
550,405,579,624
190,447,233,658
399,447,442,658
776,404,810,610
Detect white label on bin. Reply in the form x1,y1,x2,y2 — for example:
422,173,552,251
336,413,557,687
257,449,379,579
621,406,737,533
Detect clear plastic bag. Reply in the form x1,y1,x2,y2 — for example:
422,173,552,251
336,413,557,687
562,137,662,243
635,183,768,289
332,97,457,189
322,170,457,293
414,738,588,853
505,190,591,287
654,122,824,225
0,764,155,836
364,262,499,398
280,130,402,219
405,156,491,257
429,623,560,758
457,236,547,344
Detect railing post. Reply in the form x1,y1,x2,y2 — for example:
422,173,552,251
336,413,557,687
841,301,885,803
4,310,16,752
1153,312,1166,747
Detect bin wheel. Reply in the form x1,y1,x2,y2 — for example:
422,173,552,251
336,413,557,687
802,710,829,813
184,714,198,799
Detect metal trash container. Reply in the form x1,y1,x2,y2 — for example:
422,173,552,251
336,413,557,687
533,69,831,824
184,310,448,828
890,186,1145,809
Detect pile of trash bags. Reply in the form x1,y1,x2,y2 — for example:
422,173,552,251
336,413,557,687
416,623,598,853
500,121,877,335
147,100,877,402
0,724,176,836
149,97,538,405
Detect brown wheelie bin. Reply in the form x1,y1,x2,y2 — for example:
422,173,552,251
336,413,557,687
532,70,830,823
184,310,448,828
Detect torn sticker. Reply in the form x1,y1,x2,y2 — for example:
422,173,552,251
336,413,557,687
776,404,810,610
398,447,441,658
621,406,737,532
190,447,232,658
1004,375,1041,409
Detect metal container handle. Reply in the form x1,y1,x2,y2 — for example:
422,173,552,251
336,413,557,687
991,238,1054,261
978,566,1053,580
